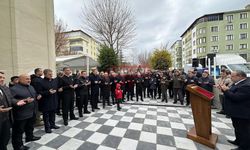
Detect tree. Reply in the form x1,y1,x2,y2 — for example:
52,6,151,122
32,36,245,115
54,17,68,56
150,49,172,70
98,45,119,72
137,50,151,67
81,0,136,62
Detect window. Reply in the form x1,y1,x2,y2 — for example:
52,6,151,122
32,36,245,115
226,35,233,41
211,26,218,32
193,32,196,37
211,46,218,50
226,25,233,31
202,47,206,53
197,37,206,44
211,46,219,53
193,49,196,54
240,13,248,19
240,23,248,29
198,28,206,34
240,33,248,39
227,15,233,22
226,44,233,50
211,36,219,42
193,40,196,46
240,44,247,49
70,46,83,52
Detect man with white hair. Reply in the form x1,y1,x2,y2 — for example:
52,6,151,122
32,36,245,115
220,70,250,150
11,74,41,150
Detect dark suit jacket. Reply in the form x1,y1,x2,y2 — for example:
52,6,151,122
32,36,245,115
10,84,37,120
37,78,58,112
224,78,250,119
0,85,17,123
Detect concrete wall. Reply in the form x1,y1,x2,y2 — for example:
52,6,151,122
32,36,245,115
0,0,56,81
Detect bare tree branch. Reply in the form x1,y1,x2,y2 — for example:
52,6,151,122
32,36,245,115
54,17,68,56
81,0,136,62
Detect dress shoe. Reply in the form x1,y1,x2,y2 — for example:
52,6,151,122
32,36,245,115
231,148,243,150
173,101,177,104
108,104,112,106
25,136,41,142
56,112,62,116
84,111,91,114
227,140,239,146
19,145,30,150
64,121,68,126
216,111,225,115
95,107,100,110
45,128,52,133
51,125,60,129
70,117,79,120
79,114,83,117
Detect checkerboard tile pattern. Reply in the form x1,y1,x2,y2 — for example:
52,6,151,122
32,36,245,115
8,98,237,150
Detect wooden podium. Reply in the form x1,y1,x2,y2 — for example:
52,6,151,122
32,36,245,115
186,84,218,149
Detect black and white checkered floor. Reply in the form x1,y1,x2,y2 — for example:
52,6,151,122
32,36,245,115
8,98,237,150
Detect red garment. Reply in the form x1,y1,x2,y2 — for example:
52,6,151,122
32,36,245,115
115,83,123,99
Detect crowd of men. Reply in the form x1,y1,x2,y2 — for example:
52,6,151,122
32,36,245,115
0,66,250,150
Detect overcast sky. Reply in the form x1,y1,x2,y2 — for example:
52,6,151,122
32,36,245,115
54,0,250,60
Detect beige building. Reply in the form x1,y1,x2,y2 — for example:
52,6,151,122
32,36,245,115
170,40,182,69
181,5,250,67
0,0,56,80
62,30,100,61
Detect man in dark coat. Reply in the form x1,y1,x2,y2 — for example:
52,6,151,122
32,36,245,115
135,72,144,102
37,69,60,133
110,71,118,105
149,73,157,99
160,73,169,103
220,70,250,150
185,70,198,106
0,71,25,150
30,68,43,126
89,68,101,112
74,71,91,117
101,72,112,108
60,67,78,126
10,74,41,150
198,70,214,92
125,72,135,101
143,72,150,98
173,70,185,105
56,71,64,115
156,72,162,99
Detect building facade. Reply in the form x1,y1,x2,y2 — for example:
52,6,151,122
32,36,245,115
181,4,250,67
63,30,100,61
170,40,182,69
0,0,56,80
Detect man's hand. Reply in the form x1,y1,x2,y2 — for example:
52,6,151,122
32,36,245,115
49,89,56,94
37,94,42,100
58,88,63,92
16,100,26,106
73,84,78,89
69,85,74,89
0,105,12,112
26,97,34,103
221,84,229,91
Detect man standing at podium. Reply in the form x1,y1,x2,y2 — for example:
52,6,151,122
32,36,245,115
220,70,250,150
